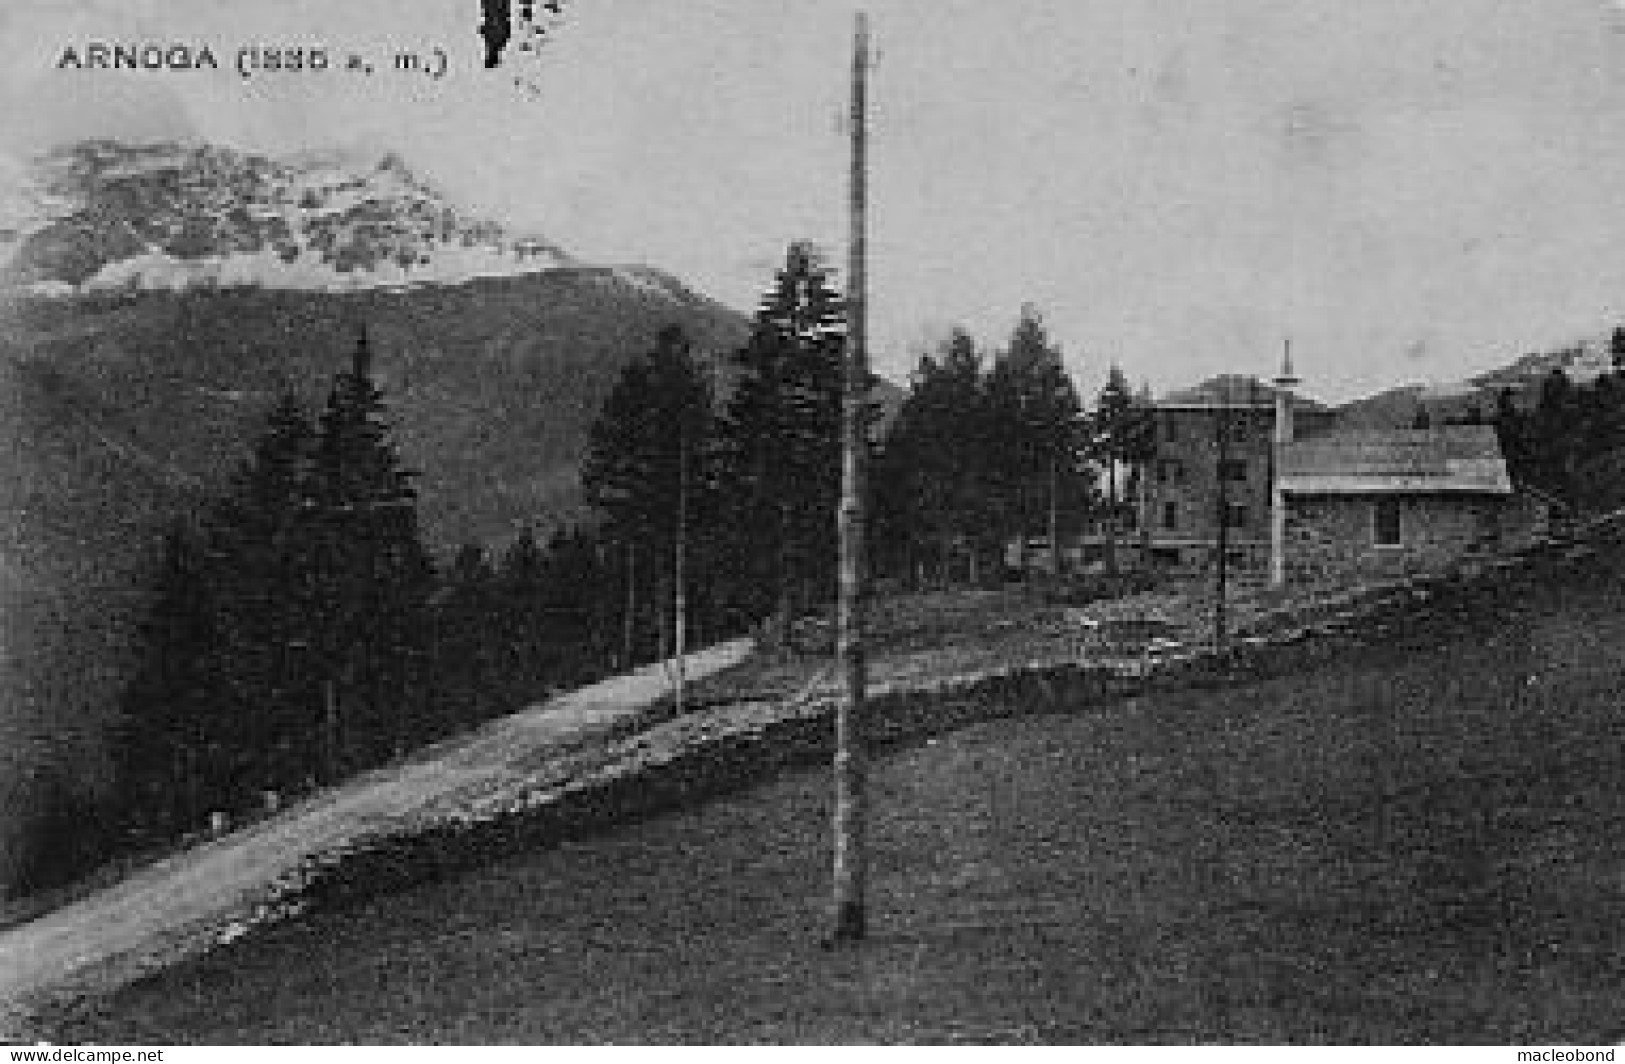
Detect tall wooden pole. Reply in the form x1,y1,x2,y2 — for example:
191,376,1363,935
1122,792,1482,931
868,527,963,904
673,424,688,714
1048,455,1061,577
623,542,637,669
830,8,871,946
1214,381,1230,653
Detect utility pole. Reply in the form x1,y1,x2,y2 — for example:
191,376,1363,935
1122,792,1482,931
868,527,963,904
1214,379,1230,654
1048,455,1061,578
622,543,636,669
830,8,871,946
673,424,689,714
324,674,340,784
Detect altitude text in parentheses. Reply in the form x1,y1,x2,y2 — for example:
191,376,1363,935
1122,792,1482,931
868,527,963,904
235,46,332,80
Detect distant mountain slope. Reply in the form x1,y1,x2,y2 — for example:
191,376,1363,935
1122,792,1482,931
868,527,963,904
0,141,758,890
0,139,762,547
1,141,572,294
3,267,750,551
1335,333,1619,429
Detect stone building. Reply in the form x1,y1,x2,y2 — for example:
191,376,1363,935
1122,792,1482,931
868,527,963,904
1132,355,1549,585
1275,425,1549,585
1135,371,1334,572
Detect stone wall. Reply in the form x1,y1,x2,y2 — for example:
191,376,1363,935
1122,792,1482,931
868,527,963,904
1283,493,1503,584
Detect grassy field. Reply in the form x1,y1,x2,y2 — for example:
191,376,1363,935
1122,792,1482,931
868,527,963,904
38,538,1625,1043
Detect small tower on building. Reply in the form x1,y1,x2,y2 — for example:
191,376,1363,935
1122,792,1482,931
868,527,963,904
1269,341,1300,587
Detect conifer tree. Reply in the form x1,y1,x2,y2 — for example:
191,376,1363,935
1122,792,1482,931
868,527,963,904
1091,364,1136,575
873,327,991,583
983,305,1083,574
1530,368,1577,499
538,526,620,681
201,390,322,794
493,526,556,693
111,331,437,839
307,327,435,771
1495,386,1527,479
111,524,219,834
715,242,846,628
433,543,501,729
581,324,713,665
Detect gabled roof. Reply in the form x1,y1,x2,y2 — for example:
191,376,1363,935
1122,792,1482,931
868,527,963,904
1278,424,1511,494
1157,374,1330,412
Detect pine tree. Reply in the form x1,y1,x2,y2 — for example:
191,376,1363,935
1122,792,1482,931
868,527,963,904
1573,371,1625,511
873,327,992,583
492,526,558,694
538,526,621,681
715,242,846,630
581,324,713,666
111,524,219,835
1091,364,1135,575
1530,368,1578,499
110,332,437,836
200,391,322,797
433,543,501,729
307,327,435,772
1126,380,1159,566
984,304,1083,575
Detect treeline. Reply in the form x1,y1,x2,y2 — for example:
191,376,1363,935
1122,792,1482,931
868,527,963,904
872,319,1154,583
1490,328,1625,514
33,241,1143,892
112,329,438,840
86,243,853,864
96,293,1625,864
583,249,1153,649
98,332,641,862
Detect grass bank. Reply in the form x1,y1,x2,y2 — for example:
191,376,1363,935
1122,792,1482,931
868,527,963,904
36,530,1625,1042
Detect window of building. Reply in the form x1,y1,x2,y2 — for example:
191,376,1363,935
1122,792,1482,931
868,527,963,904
1163,418,1179,444
1162,502,1178,531
1373,498,1402,547
1157,459,1185,484
1224,502,1248,528
1219,458,1248,482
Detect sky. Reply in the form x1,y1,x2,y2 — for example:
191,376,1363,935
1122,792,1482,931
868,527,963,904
6,0,1625,402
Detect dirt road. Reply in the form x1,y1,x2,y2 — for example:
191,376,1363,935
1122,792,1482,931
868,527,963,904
0,639,752,1038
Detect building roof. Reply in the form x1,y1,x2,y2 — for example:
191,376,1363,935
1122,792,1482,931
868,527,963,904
1157,374,1330,412
1277,424,1512,494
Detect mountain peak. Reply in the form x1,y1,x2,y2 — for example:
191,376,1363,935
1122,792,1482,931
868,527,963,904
1,139,576,296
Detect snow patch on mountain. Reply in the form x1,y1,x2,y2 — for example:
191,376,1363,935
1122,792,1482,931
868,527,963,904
2,140,579,296
75,240,570,294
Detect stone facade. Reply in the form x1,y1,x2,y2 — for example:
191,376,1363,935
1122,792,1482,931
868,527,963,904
1139,380,1552,584
1140,392,1334,571
1145,405,1274,553
1283,492,1539,585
